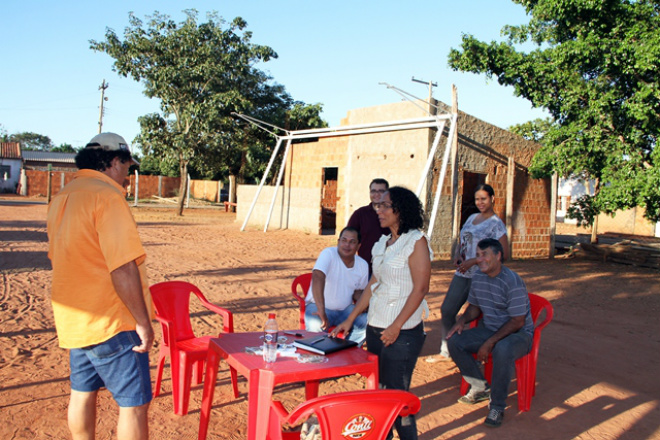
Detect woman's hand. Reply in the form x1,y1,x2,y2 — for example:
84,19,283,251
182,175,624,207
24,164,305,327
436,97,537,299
457,258,476,274
380,325,401,347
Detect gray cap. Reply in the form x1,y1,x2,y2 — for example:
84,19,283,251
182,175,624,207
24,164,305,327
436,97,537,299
85,132,139,165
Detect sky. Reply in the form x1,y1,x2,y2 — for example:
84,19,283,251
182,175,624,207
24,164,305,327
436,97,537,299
0,0,547,149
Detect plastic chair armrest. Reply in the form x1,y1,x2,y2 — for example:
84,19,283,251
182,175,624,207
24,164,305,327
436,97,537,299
199,300,234,333
154,315,176,348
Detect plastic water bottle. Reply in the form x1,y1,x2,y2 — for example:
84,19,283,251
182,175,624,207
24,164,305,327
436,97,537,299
263,313,278,363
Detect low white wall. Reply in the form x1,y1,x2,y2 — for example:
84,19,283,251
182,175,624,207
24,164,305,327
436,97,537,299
237,184,322,234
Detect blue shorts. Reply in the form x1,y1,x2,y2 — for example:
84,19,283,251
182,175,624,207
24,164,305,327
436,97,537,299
69,331,152,407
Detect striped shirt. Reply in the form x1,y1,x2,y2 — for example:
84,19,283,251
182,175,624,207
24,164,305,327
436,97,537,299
367,229,433,329
468,266,534,336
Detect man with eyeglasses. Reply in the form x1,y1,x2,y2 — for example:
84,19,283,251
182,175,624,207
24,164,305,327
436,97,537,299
304,227,369,343
347,178,390,275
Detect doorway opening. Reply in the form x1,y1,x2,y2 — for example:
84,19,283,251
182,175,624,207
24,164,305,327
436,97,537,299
321,167,338,235
460,171,487,228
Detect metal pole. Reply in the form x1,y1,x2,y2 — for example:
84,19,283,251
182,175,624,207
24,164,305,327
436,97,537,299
264,139,293,232
46,163,52,203
134,170,139,207
415,120,446,197
426,114,458,238
98,79,108,134
550,172,558,258
241,138,284,231
185,173,190,208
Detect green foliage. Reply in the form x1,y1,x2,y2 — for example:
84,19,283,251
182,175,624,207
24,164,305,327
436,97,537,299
92,10,327,199
566,194,600,227
91,10,283,212
0,124,8,142
449,0,660,223
51,143,77,153
9,131,53,151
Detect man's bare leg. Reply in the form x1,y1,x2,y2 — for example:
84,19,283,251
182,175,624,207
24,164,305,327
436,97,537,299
68,389,98,440
117,403,149,440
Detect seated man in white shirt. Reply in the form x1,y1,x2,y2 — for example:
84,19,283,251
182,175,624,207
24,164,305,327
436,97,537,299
304,227,369,344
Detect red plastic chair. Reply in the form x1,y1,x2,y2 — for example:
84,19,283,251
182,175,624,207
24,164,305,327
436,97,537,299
267,390,421,440
459,292,554,412
291,273,312,330
291,272,343,337
151,281,239,415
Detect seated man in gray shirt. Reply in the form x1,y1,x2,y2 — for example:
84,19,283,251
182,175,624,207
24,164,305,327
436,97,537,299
447,238,533,428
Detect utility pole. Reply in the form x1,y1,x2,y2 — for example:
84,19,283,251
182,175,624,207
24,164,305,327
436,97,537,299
98,79,108,134
411,76,437,104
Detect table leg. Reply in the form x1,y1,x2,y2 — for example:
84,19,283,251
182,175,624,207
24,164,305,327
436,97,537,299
304,380,320,400
198,348,220,440
249,368,275,440
367,353,379,389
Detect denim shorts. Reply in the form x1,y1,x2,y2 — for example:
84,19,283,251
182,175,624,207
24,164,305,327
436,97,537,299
70,331,152,407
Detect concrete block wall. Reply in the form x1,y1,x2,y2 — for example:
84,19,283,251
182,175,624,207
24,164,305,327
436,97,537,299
189,179,223,202
236,184,322,233
282,101,432,234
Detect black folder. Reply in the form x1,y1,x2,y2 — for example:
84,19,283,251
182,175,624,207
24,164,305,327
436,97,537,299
293,335,358,355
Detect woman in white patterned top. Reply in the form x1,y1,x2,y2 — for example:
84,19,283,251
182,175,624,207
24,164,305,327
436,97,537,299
432,183,508,361
332,186,432,440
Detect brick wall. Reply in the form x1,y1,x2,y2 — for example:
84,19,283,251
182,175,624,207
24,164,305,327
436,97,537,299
128,174,180,199
25,170,182,200
429,104,551,259
25,170,76,197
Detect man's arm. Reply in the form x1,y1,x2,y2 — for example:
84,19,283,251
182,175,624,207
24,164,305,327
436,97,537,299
476,315,526,362
110,260,154,353
311,269,329,330
446,303,482,339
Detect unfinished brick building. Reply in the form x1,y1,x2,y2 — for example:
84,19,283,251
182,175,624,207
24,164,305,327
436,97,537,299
237,100,551,260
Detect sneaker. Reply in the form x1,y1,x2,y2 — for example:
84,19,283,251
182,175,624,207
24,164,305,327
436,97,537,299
425,351,451,363
484,408,504,427
457,387,490,405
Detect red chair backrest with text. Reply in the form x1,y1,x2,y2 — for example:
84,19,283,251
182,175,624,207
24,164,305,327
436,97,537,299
267,389,421,440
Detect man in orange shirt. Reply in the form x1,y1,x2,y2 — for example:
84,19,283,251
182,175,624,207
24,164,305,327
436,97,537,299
47,132,154,440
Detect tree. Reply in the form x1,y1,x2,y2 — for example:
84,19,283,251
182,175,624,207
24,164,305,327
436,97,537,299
91,10,278,215
0,124,8,142
448,0,660,226
51,143,77,153
9,132,53,151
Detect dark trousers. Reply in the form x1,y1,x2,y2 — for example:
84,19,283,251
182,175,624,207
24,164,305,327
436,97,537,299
366,323,425,440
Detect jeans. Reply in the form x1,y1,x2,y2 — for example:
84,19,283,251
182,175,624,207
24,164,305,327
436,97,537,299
304,303,367,344
447,324,532,411
70,331,152,407
440,275,472,334
367,323,425,440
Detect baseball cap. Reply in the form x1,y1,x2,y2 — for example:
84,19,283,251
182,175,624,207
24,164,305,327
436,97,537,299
85,132,140,165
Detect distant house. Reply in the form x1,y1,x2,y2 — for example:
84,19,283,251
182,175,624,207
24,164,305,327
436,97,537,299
22,150,77,171
0,142,22,193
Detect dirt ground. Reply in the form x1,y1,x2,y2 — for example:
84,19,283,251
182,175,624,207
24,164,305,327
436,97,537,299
1,197,659,440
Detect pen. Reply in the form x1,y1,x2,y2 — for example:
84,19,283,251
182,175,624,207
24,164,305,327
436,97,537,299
310,337,325,345
284,331,304,337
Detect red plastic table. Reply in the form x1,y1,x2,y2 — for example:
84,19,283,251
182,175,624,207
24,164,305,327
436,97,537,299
198,331,379,440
